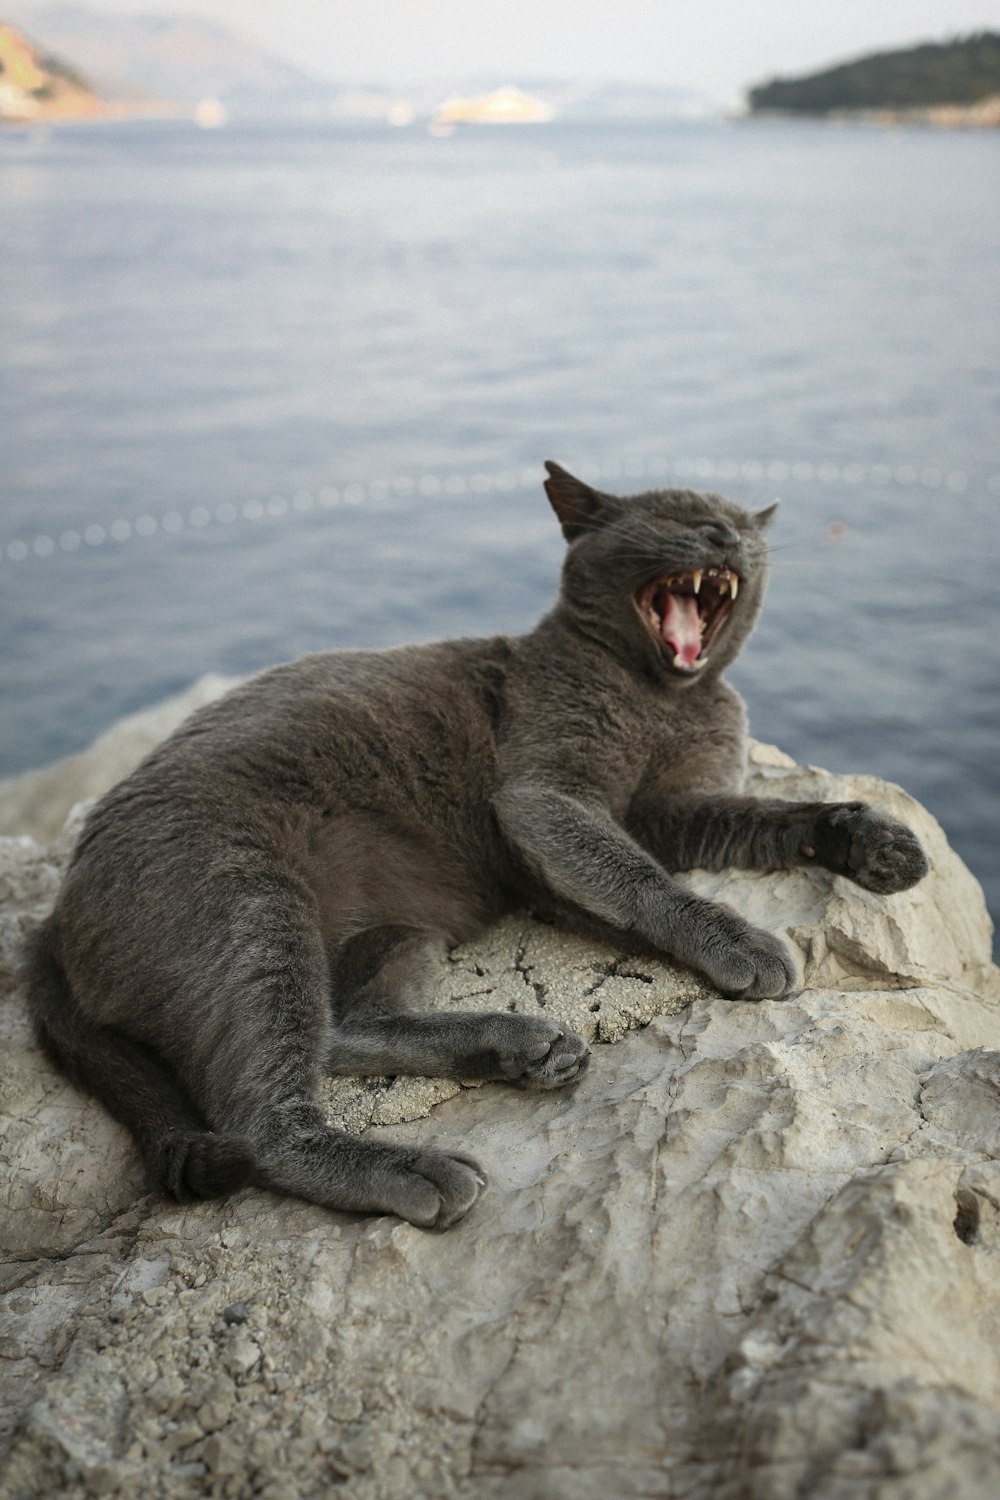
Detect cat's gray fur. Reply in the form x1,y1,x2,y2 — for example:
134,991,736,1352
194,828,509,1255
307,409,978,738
26,464,928,1228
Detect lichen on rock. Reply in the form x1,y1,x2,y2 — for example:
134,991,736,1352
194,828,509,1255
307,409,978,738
1,678,999,1499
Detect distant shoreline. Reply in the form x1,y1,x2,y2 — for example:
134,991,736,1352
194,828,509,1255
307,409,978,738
4,106,1000,137
747,96,1000,131
0,100,179,127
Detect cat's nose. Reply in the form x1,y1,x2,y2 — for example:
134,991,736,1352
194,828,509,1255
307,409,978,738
701,520,740,549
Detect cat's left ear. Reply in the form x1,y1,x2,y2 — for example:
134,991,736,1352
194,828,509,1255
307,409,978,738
544,461,619,542
754,501,779,529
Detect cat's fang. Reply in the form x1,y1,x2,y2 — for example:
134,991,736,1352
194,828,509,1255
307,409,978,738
634,565,742,676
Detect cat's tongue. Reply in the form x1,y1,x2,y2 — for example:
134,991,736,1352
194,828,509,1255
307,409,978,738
660,592,702,665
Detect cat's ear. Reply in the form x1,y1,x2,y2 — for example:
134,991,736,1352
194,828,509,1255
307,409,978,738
544,461,618,541
753,501,779,529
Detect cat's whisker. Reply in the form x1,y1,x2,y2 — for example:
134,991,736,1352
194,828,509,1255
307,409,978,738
763,536,826,553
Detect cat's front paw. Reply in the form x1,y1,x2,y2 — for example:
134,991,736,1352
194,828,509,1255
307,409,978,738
812,802,929,894
700,922,799,1002
386,1149,487,1229
494,1015,590,1091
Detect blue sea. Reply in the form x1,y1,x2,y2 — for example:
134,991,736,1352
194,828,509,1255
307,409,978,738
1,116,998,939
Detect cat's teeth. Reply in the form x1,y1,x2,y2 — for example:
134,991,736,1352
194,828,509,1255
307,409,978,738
691,570,703,593
730,575,739,599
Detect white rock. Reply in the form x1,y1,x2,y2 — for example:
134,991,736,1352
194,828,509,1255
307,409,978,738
0,680,998,1499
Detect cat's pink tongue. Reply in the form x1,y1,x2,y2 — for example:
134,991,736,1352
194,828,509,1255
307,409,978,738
660,592,702,665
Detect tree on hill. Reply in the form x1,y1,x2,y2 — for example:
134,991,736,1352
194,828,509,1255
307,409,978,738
749,32,1000,115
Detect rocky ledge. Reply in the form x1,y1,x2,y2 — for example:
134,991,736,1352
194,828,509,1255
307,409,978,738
1,679,999,1500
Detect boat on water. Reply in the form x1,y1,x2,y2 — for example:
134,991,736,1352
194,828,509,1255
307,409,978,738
194,97,227,129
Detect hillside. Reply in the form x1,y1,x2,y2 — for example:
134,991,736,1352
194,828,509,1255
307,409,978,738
7,2,336,107
0,20,114,119
749,31,1000,118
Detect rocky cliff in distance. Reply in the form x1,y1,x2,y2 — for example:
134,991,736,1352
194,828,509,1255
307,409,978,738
0,19,176,122
0,21,104,121
6,2,338,111
1,677,1000,1499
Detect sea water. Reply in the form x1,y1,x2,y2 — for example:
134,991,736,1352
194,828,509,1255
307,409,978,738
1,116,998,936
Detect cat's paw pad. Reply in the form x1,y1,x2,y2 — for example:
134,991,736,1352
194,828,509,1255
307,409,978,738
704,926,800,1002
389,1150,487,1230
497,1016,590,1091
817,803,929,894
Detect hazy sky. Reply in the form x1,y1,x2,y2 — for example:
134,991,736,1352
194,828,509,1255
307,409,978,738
29,0,1000,101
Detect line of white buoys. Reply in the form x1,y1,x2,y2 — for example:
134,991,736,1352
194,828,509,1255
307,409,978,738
3,457,994,565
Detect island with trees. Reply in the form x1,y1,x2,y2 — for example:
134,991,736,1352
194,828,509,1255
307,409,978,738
748,32,1000,126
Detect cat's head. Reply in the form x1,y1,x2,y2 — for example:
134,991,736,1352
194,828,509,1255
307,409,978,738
544,461,777,685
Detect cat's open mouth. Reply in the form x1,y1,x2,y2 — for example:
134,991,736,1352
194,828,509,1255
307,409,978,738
636,567,739,675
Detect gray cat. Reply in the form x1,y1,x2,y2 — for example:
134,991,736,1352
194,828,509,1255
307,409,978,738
26,463,928,1229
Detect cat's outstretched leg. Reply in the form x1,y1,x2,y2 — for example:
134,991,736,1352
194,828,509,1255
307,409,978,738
327,926,590,1090
493,782,927,1004
496,780,802,1001
628,795,928,893
249,1096,486,1229
201,911,486,1228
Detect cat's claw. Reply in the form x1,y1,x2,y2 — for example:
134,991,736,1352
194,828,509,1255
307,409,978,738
814,802,929,894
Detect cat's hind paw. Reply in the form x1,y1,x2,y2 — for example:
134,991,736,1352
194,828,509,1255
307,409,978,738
493,1015,590,1091
814,803,929,894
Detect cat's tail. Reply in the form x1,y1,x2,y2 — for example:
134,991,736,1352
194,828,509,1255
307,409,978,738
24,914,256,1203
